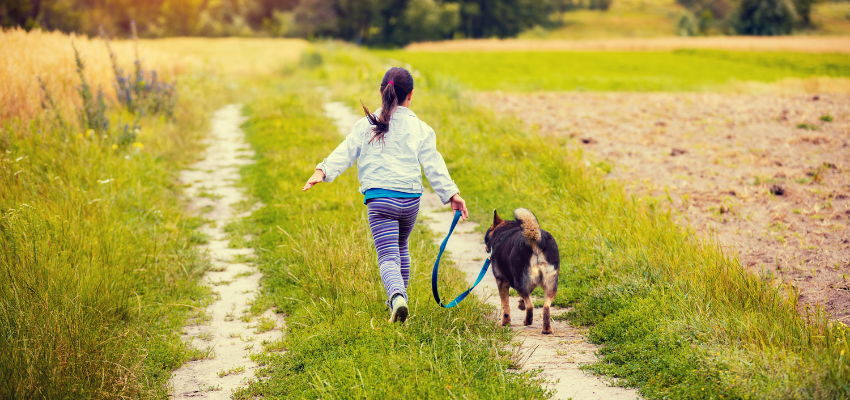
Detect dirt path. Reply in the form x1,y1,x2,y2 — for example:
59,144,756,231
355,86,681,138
479,92,850,323
171,104,284,398
322,101,639,400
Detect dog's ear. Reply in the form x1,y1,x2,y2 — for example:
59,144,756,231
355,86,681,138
492,209,503,226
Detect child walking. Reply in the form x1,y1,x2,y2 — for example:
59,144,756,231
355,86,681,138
302,67,468,323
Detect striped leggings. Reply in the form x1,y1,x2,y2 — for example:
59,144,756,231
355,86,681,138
366,197,420,307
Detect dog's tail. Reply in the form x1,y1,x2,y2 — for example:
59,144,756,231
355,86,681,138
513,208,541,250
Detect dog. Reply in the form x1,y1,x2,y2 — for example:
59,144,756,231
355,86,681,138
484,208,560,334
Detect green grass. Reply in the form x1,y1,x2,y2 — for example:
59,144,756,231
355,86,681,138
311,44,850,398
0,71,228,398
374,49,850,91
227,88,550,399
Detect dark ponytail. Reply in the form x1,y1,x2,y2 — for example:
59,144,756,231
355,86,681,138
361,67,414,145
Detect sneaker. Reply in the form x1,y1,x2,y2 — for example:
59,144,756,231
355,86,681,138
389,294,408,323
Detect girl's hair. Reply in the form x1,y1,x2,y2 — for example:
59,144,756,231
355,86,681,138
361,67,414,145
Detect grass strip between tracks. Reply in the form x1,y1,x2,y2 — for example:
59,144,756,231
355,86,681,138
230,87,550,399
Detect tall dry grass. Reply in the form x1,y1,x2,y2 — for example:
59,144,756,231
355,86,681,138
139,37,308,76
0,28,191,124
0,28,232,398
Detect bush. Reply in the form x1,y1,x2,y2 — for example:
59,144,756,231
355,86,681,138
736,0,798,35
677,11,698,36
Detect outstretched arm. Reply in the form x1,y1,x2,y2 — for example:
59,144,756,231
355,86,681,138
303,128,362,191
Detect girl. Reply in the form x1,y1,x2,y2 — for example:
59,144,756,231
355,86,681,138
302,67,468,323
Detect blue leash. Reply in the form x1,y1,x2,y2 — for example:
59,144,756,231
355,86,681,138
432,210,491,308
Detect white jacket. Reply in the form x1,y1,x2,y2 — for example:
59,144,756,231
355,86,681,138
316,106,459,204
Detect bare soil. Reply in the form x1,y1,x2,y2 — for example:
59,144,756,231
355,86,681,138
406,37,850,53
171,105,284,398
478,92,850,323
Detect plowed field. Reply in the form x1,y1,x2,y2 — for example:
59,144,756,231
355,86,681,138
479,92,850,322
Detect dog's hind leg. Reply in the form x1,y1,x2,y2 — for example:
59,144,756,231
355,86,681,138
522,295,534,326
496,278,511,327
541,273,559,334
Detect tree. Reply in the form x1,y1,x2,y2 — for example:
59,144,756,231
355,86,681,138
0,0,41,30
293,0,339,37
403,0,460,42
792,0,817,28
458,0,554,39
736,0,797,35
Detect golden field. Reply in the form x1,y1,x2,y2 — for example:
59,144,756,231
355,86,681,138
0,29,307,124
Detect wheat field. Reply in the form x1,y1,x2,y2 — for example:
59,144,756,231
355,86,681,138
0,29,308,125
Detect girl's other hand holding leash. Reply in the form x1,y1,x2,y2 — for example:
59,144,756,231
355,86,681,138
450,193,469,221
303,169,325,191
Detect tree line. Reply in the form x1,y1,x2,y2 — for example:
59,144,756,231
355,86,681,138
0,0,828,46
676,0,820,35
1,0,571,46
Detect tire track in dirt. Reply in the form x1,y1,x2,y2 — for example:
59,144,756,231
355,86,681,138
323,100,639,400
171,104,285,399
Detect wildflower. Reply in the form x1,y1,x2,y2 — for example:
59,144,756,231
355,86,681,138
132,142,144,149
86,129,94,137
112,144,119,150
76,133,83,139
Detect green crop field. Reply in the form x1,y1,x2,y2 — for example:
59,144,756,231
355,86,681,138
375,49,850,91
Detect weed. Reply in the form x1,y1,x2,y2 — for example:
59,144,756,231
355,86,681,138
102,22,178,119
253,316,276,334
234,270,255,279
187,346,216,361
201,384,222,391
797,123,820,130
196,189,223,200
209,265,228,272
228,234,250,248
73,42,109,134
820,114,833,122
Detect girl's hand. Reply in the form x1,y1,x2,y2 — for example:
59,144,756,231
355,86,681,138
303,169,325,191
450,193,469,221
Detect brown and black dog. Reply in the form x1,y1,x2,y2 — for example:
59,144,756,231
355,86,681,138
484,208,560,334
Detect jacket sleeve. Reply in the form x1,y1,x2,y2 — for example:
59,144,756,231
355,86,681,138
419,129,460,204
316,125,363,182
